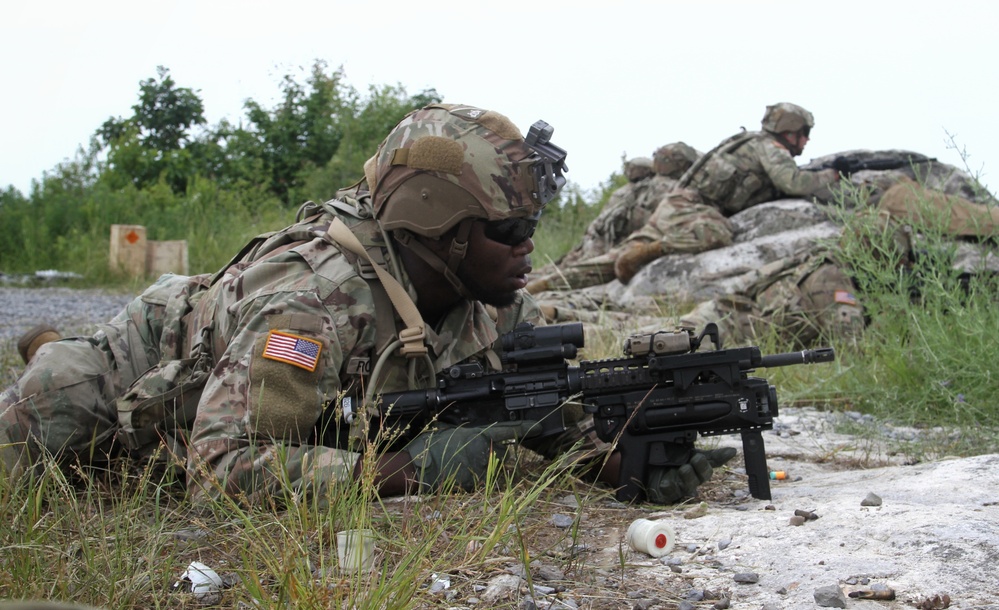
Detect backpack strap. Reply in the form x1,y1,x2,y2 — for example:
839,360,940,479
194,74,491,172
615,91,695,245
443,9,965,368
325,217,429,359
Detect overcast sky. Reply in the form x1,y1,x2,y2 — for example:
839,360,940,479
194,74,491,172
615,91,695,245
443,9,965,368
2,1,997,197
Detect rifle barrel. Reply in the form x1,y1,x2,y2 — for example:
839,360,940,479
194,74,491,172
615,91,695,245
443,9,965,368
758,347,835,368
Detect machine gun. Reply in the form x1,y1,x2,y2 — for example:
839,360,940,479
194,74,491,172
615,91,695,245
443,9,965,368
361,322,834,502
822,154,937,176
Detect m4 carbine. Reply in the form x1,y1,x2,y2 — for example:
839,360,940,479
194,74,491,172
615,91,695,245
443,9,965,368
365,322,835,502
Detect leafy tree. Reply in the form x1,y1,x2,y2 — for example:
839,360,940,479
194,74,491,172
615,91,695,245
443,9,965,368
96,66,208,192
242,61,354,203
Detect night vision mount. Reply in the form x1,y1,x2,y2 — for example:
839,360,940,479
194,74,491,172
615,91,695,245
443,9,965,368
526,120,569,205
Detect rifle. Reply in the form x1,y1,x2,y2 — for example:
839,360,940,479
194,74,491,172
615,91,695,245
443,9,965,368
825,154,937,176
360,322,834,502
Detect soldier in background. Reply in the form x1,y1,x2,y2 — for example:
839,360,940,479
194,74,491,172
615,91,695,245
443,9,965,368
679,251,865,349
526,142,699,293
614,102,841,283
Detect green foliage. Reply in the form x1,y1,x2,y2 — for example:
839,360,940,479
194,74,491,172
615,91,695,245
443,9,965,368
97,66,208,193
819,180,999,429
533,172,625,267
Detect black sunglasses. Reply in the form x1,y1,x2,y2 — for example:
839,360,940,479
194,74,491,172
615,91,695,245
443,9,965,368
482,216,539,246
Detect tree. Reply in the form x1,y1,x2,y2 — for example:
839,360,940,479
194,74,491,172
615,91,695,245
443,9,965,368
96,66,208,192
242,60,355,203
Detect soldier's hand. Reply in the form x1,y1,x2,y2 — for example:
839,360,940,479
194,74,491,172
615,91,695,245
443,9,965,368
645,447,737,504
404,421,541,492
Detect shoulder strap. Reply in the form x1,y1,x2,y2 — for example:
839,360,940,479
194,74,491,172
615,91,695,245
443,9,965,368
325,217,429,359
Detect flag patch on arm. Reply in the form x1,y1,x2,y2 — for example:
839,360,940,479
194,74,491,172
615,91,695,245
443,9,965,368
262,330,322,372
834,290,858,306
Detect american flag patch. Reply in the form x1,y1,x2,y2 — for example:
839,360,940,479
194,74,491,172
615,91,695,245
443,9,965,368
262,330,322,372
834,290,858,306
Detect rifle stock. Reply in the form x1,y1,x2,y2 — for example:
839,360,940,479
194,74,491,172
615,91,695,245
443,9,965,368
366,322,835,502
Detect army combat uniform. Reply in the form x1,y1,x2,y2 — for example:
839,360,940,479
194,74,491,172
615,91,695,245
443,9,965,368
679,251,865,349
0,195,613,500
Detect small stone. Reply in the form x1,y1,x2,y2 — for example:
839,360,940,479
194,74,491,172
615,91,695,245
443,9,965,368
684,588,704,601
789,515,806,526
717,537,732,550
550,514,575,528
713,598,731,609
813,584,848,608
861,492,883,507
684,502,709,519
733,572,759,584
557,494,580,509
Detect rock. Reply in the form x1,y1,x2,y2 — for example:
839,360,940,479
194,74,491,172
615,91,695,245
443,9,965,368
861,492,883,507
813,584,848,608
683,502,708,519
733,573,759,584
550,514,575,528
481,574,522,604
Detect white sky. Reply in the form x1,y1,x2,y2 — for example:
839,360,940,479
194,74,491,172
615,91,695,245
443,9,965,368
2,1,997,197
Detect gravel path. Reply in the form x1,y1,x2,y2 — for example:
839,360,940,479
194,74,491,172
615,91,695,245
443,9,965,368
0,286,135,345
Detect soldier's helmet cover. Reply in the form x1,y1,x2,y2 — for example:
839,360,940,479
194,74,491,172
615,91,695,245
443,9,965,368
653,142,699,178
761,102,815,136
624,156,654,182
367,103,568,238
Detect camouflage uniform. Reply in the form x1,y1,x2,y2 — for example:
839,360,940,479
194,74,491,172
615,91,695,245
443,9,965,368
0,200,543,498
680,251,865,349
0,104,610,501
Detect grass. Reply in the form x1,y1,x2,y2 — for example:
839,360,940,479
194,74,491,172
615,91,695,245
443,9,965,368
2,170,999,608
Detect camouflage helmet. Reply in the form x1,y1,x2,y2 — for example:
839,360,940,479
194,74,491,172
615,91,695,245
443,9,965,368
367,103,568,238
624,157,654,182
653,142,699,178
761,102,815,135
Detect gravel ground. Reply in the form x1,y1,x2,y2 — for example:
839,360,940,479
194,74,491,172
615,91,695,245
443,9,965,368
0,285,135,346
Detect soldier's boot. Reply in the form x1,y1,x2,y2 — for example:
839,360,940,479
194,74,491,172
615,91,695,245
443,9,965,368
614,241,665,284
525,276,551,294
17,324,61,365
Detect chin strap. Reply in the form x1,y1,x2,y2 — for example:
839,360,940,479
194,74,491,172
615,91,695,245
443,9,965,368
392,219,476,300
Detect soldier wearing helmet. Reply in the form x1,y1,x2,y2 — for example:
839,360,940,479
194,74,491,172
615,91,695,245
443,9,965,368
612,102,840,283
0,104,580,499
